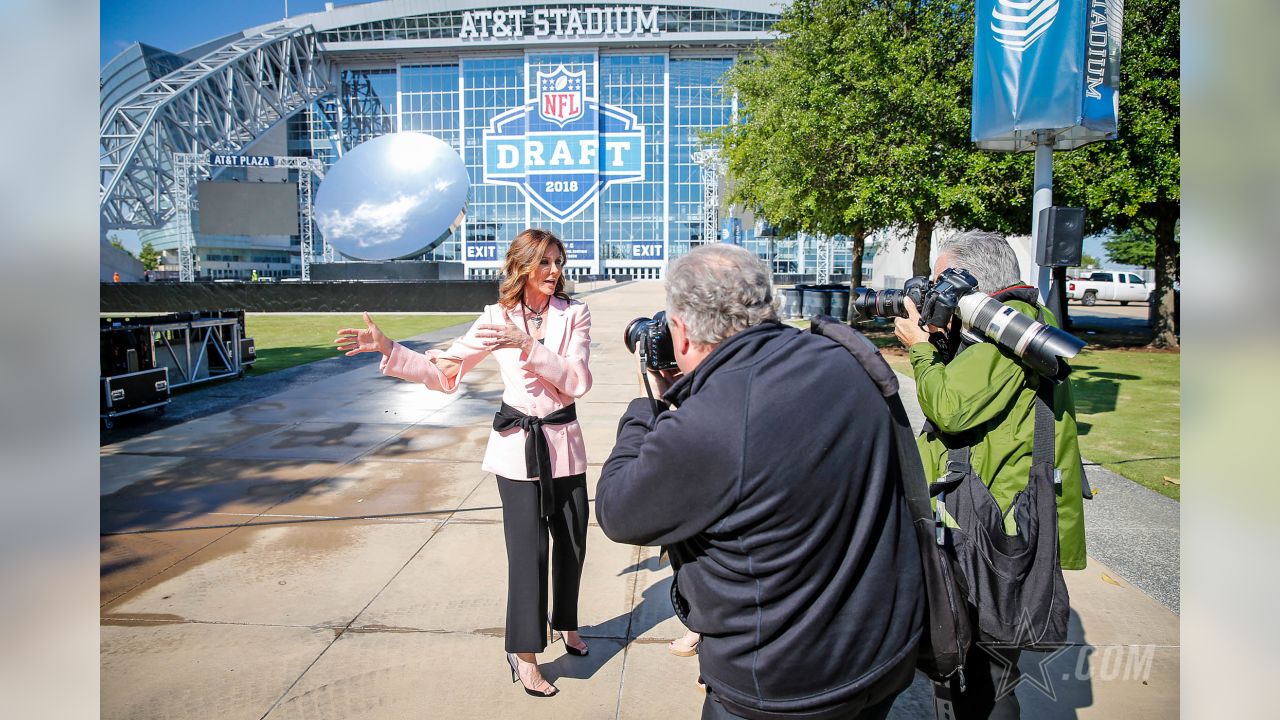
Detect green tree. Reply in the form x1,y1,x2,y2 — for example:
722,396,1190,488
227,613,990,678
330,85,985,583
715,1,883,289
720,0,1031,297
1102,227,1157,267
1055,0,1180,347
107,234,134,258
1074,253,1102,270
138,240,161,272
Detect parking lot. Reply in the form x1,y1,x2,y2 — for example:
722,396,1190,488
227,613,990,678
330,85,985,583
1069,302,1151,320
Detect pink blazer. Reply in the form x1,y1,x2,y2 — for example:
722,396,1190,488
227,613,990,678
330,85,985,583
380,296,593,481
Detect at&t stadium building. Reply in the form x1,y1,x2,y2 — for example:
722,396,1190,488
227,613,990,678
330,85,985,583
100,0,861,280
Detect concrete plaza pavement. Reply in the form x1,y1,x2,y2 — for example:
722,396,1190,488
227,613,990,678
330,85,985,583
101,280,1179,719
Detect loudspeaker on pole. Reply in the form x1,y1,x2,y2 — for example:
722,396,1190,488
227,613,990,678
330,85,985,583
1035,207,1085,268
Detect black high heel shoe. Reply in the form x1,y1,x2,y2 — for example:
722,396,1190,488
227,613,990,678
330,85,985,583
548,613,589,656
506,653,559,698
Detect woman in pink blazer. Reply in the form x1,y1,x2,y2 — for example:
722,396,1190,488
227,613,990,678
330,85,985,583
336,229,592,699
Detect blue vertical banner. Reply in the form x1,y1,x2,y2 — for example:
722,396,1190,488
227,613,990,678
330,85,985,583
972,0,1124,151
719,217,742,245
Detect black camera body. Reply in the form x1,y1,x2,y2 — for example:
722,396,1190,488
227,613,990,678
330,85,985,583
852,268,1086,383
624,311,678,371
851,268,979,329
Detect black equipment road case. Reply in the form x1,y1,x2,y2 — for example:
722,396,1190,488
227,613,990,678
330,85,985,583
100,367,169,429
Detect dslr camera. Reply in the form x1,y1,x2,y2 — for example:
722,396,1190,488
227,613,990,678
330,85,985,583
624,311,678,372
852,269,1086,383
852,269,979,329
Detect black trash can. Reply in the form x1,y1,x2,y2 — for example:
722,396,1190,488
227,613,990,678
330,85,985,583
802,286,831,318
781,288,803,319
828,287,850,322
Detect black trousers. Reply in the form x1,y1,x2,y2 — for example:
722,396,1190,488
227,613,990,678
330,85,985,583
496,473,589,654
947,634,1022,720
701,648,916,720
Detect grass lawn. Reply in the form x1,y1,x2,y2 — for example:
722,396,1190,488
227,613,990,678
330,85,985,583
791,319,1180,499
245,313,477,375
1069,348,1180,500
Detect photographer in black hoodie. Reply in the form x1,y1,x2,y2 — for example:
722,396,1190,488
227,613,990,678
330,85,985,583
597,245,924,720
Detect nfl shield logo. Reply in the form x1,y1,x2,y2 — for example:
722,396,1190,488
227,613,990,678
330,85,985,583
482,62,646,228
537,66,585,127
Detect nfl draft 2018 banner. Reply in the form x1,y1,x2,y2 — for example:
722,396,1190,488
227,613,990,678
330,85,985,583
480,65,646,261
972,0,1124,151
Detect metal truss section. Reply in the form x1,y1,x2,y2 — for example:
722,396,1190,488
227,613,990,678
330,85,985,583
171,153,200,282
149,315,244,389
814,233,833,285
272,155,328,281
171,153,324,282
100,25,334,229
691,148,727,246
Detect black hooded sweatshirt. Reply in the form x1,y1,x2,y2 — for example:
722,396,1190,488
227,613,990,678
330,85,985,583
597,321,923,720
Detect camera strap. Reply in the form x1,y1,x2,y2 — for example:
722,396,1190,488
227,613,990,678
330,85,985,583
640,371,665,419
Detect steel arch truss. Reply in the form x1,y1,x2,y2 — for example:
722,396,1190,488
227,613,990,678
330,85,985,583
100,25,334,229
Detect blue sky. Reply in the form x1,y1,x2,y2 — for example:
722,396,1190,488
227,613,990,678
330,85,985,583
101,0,337,67
101,1,339,253
1083,234,1107,263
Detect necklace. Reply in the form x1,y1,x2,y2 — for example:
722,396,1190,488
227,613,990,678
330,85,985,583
523,295,551,330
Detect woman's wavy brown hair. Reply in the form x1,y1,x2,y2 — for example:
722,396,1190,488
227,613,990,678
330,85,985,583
497,228,571,309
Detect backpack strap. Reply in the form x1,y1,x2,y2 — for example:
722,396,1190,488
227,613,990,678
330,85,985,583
806,317,918,497
1032,306,1061,489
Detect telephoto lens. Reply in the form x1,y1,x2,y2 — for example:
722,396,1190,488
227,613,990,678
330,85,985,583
955,294,1087,382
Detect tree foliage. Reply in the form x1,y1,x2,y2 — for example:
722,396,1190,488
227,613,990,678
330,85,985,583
139,240,161,272
107,234,134,258
1103,228,1156,268
719,0,1178,345
719,0,1032,279
1074,253,1101,270
1055,0,1180,347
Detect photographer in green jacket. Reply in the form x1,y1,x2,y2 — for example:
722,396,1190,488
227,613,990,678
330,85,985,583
894,231,1086,720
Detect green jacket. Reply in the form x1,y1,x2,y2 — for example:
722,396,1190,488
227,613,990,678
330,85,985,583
908,300,1087,571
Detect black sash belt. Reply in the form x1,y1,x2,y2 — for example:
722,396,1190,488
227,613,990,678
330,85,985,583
493,401,578,517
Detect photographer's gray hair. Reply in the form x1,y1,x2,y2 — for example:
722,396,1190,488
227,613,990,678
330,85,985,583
938,231,1023,293
666,244,779,346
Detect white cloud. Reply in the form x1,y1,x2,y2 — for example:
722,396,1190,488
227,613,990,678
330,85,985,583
317,190,430,249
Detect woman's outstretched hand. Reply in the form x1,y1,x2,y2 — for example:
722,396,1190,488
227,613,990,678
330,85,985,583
475,311,532,351
335,311,393,357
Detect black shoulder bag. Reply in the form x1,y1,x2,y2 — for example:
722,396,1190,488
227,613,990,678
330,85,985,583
928,307,1070,648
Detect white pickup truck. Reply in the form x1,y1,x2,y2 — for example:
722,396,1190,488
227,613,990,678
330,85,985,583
1067,271,1151,306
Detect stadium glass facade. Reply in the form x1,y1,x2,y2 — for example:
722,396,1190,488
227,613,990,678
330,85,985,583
106,1,858,279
